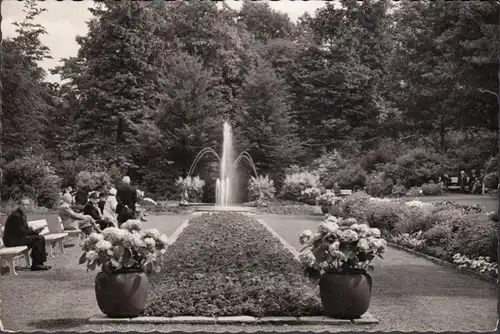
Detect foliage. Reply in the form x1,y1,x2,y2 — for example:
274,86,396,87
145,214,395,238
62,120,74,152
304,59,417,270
1,156,61,208
143,212,322,317
365,171,393,197
175,176,205,203
316,190,338,206
421,183,443,196
281,171,321,201
483,172,498,189
391,232,427,251
247,175,276,201
75,171,112,192
78,221,169,274
298,215,386,282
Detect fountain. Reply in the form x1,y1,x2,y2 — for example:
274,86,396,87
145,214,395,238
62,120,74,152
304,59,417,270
182,121,259,212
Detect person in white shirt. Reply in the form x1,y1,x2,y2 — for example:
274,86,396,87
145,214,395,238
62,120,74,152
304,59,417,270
103,188,118,227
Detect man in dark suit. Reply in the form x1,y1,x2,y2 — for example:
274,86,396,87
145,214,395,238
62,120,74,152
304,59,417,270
83,192,113,230
2,198,50,271
116,176,137,226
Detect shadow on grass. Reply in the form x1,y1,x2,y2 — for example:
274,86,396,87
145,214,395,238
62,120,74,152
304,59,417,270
27,318,88,330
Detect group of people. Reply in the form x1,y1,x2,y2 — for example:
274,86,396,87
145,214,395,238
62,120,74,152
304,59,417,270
441,169,484,194
1,176,145,272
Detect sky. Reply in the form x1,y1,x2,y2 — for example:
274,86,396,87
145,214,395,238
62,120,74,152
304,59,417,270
2,0,329,82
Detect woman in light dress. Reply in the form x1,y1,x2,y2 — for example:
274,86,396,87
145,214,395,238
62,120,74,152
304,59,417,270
103,188,118,227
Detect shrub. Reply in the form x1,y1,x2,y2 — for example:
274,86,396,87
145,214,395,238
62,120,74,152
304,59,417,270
391,231,427,251
483,172,498,189
393,205,437,234
421,183,443,196
143,213,322,317
384,148,445,188
281,171,320,201
175,175,205,203
75,171,112,192
1,156,62,208
247,175,276,201
331,163,367,189
365,172,393,197
444,213,497,261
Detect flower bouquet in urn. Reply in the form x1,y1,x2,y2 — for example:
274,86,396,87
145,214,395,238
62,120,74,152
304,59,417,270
78,220,170,318
298,215,387,318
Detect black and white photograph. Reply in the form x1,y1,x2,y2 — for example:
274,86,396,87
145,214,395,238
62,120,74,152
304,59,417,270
0,0,498,332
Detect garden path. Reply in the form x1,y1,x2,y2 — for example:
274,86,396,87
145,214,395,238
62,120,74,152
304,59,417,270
260,214,497,331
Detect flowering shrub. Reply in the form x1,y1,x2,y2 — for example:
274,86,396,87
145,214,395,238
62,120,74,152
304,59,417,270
300,187,322,203
316,190,339,206
364,171,393,197
175,175,205,203
78,220,169,274
144,213,322,317
452,253,498,278
76,171,112,192
281,171,320,201
298,215,386,282
391,231,427,250
247,175,276,201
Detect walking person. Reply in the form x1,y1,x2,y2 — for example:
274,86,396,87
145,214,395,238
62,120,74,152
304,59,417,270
116,176,138,226
103,188,119,227
2,198,50,271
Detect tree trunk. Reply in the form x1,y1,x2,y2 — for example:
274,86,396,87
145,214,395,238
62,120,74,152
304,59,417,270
0,0,3,188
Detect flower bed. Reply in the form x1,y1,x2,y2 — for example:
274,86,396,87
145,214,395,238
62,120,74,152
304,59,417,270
333,196,498,279
255,199,320,215
143,212,322,317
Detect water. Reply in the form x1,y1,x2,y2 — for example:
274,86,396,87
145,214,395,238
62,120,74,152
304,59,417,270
183,121,259,208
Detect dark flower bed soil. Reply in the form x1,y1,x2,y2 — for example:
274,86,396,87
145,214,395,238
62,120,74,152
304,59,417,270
143,212,322,317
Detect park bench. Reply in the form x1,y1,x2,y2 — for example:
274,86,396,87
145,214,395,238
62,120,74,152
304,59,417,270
339,189,352,197
58,217,85,247
28,219,68,259
0,226,30,276
446,176,461,191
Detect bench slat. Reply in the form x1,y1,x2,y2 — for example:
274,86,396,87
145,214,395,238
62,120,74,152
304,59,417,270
0,246,28,255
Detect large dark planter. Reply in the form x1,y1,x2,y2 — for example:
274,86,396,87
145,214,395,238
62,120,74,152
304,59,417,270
95,269,149,318
321,205,331,214
319,271,372,319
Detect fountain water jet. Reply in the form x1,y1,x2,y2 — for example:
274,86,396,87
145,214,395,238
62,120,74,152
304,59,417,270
182,121,260,212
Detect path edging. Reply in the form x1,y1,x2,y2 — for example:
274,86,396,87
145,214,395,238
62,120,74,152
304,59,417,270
88,313,379,325
387,242,497,284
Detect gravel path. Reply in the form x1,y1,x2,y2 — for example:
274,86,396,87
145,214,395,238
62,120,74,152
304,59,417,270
259,214,497,332
0,214,188,332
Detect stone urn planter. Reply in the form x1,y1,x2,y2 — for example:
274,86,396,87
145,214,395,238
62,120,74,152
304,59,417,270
95,269,149,318
319,271,372,319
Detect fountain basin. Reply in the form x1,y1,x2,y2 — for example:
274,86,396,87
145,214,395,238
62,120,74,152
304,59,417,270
194,205,257,212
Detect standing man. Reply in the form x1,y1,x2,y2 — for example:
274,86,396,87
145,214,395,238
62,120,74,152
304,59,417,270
2,198,50,271
116,176,138,225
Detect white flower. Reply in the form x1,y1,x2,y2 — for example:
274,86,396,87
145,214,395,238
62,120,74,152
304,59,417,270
86,250,99,262
299,250,316,267
318,221,339,235
357,238,371,253
330,250,346,261
144,237,156,250
338,230,359,243
95,240,112,252
370,228,381,238
87,233,104,244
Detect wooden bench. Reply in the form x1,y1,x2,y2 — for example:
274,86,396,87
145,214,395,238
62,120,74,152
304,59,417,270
58,217,85,248
0,226,30,276
339,189,352,197
28,219,68,259
447,176,461,190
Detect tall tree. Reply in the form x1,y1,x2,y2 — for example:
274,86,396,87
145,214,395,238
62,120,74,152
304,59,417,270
53,0,166,168
1,0,52,161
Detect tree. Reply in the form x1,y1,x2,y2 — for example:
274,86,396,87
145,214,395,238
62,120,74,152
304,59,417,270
234,62,303,181
1,0,52,161
53,0,166,167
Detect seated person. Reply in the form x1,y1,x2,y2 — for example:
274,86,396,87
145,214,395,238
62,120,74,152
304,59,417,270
98,192,107,213
58,195,101,235
83,192,114,230
2,198,50,271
